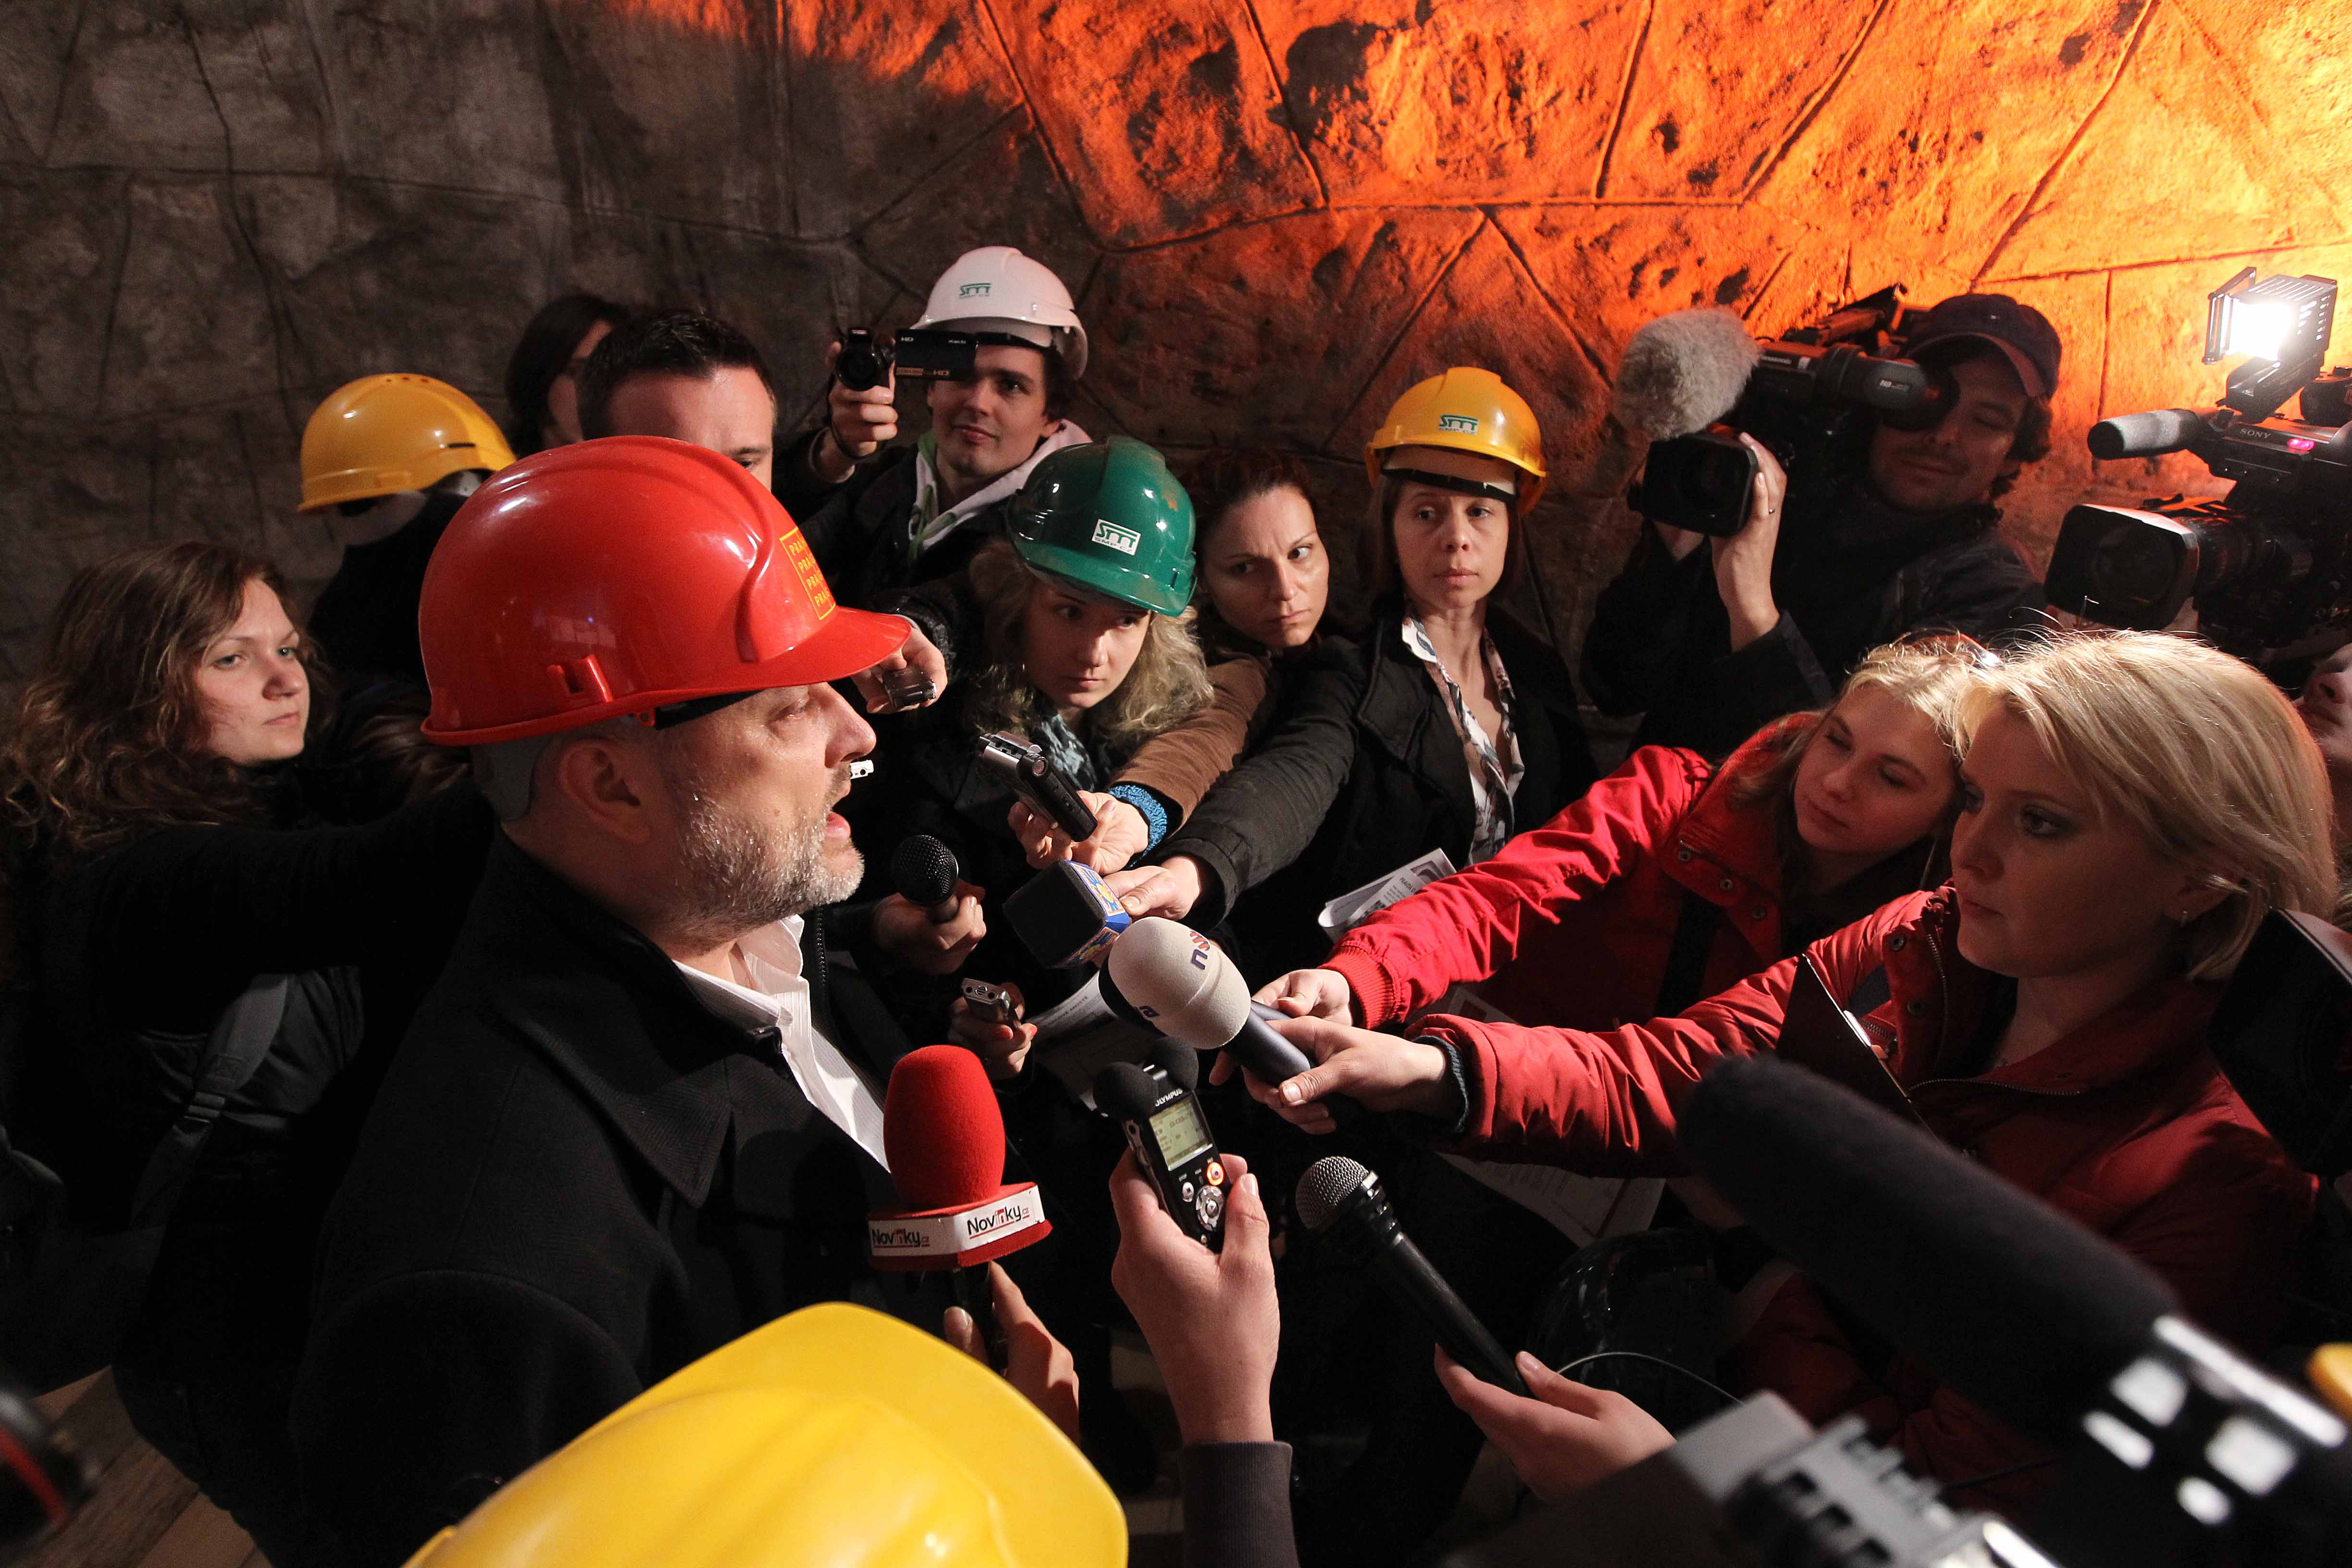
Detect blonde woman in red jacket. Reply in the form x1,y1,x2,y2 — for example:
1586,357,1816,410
1247,631,2333,1509
1260,636,1990,1036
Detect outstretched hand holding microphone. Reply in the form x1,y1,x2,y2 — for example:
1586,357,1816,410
1094,917,1456,1134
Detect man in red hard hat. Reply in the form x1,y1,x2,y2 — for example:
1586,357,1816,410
290,437,1026,1565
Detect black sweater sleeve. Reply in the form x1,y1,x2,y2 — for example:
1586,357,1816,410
1158,638,1366,928
1582,527,1835,761
1180,1443,1301,1568
59,784,494,1034
1581,525,1714,718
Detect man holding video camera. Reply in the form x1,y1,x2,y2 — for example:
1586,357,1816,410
777,246,1093,610
1585,294,2058,759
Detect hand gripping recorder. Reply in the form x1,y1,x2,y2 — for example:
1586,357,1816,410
1095,1042,1227,1248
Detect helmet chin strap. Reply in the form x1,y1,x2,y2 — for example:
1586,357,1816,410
1381,466,1519,506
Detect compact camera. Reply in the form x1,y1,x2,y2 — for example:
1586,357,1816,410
832,327,981,392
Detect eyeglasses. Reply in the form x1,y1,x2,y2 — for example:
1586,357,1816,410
1892,629,2001,669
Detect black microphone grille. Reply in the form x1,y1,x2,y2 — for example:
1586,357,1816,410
1295,1156,1371,1234
890,834,958,907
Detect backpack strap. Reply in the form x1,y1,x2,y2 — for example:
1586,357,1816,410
125,975,290,1227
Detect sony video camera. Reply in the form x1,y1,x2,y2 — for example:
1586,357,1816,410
1629,286,1955,537
2046,269,2351,665
832,326,982,392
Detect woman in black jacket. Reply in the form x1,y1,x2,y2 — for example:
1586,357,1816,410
1102,370,1599,1564
2,542,490,1563
1112,368,1599,986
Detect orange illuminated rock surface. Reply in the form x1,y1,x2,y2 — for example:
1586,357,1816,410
1,0,2349,676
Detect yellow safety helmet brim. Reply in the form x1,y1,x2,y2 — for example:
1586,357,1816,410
300,373,516,512
1365,367,1548,514
399,1303,1125,1568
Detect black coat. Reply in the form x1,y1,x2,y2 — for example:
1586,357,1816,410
777,434,1018,611
1162,603,1598,986
292,837,938,1567
32,782,493,1226
307,488,469,687
1582,486,2045,760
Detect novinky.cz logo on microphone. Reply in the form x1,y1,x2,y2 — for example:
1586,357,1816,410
868,1190,1045,1259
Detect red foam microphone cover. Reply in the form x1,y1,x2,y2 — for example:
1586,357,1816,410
883,1044,1008,1212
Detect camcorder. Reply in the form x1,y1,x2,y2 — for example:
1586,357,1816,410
1632,286,1955,537
2046,269,2351,667
832,326,981,392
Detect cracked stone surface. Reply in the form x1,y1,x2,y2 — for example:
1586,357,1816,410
2,0,2349,687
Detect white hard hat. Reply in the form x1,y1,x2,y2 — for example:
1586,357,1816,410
914,246,1089,380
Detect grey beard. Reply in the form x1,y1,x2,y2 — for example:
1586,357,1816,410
662,756,862,950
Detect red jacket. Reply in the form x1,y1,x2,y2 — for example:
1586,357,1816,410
1323,723,1802,1032
1423,887,2317,1507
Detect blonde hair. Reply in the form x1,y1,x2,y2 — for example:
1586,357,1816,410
1954,631,2335,983
961,542,1212,760
1730,636,1991,816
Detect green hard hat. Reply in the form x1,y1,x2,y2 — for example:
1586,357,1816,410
1005,438,1196,616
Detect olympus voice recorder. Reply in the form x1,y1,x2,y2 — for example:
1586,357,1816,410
1094,1041,1226,1248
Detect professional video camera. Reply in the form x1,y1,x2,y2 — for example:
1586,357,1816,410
2046,269,2351,664
1620,286,1954,537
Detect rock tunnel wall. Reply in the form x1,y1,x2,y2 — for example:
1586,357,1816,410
3,0,2349,683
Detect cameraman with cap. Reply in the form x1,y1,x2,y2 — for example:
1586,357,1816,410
291,438,960,1566
1584,294,2058,759
778,246,1093,608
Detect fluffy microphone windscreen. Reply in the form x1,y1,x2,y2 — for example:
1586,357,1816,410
1612,307,1762,440
890,834,959,909
1680,1057,2176,1444
882,1045,1006,1213
1106,918,1250,1049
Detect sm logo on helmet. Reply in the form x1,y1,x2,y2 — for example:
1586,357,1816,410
1092,520,1142,556
1437,413,1480,433
959,281,992,298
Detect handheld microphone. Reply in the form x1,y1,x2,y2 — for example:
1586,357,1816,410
1105,919,1347,1107
1295,1156,1528,1396
870,1045,1053,1366
2087,406,2208,462
1004,860,1131,969
1681,1057,2352,1563
1613,307,1764,441
890,834,962,923
1099,952,1289,1036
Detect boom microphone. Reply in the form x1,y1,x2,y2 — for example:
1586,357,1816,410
870,1045,1052,1364
1613,307,1764,440
1295,1156,1528,1396
1105,918,1339,1100
2087,406,2208,462
891,833,962,923
1681,1055,2170,1440
1681,1057,2352,1564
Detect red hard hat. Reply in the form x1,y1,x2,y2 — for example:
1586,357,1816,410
418,437,908,746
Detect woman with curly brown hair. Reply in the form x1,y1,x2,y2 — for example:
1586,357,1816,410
3,541,491,1563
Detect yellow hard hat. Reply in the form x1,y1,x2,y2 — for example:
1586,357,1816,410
398,1303,1125,1568
299,374,515,511
1365,367,1548,513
